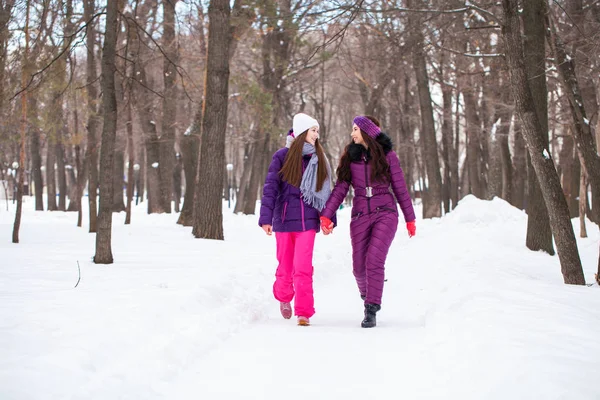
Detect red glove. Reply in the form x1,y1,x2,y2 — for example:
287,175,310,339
320,216,334,235
406,220,416,238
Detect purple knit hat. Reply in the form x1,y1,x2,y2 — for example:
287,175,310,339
353,116,381,138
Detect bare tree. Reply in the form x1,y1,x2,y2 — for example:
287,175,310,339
523,0,554,255
94,0,119,263
501,0,585,285
12,0,29,243
84,0,99,232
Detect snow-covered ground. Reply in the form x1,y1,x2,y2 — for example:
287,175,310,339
1,195,599,399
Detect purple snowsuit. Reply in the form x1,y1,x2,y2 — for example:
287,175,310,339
321,137,415,305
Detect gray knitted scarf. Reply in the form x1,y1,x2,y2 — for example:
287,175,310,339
299,142,332,212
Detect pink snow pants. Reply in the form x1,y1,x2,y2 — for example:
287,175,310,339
273,230,316,318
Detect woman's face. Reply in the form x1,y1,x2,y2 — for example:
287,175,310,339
351,124,366,146
305,126,320,145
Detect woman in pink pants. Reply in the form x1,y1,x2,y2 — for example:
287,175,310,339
258,113,333,326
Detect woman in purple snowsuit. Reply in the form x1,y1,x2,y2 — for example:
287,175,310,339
320,116,416,328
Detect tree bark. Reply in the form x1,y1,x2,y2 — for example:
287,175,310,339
523,0,554,255
94,0,118,264
84,0,99,232
192,0,231,240
501,0,585,284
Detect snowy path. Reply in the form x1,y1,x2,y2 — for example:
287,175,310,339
1,196,600,399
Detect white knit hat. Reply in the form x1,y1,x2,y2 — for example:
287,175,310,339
293,113,319,137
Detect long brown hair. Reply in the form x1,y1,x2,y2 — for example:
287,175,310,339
280,131,328,191
336,116,391,184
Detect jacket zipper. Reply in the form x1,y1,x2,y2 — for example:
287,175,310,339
364,155,371,214
300,197,306,231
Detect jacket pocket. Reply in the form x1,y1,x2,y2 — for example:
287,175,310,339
351,212,363,221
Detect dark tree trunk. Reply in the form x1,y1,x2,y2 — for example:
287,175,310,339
173,153,182,213
192,0,231,240
559,134,580,217
548,12,600,224
158,0,179,213
501,0,585,284
462,88,485,199
441,85,454,212
75,143,86,227
29,96,43,210
112,150,125,212
409,4,442,218
46,141,57,210
56,142,67,211
84,0,99,233
177,110,200,226
512,122,526,209
93,0,118,264
13,0,29,243
233,143,252,214
523,0,554,255
125,96,134,225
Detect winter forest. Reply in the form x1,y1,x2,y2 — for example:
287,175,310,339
1,0,600,397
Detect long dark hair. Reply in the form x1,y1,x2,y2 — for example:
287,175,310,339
336,116,391,184
280,131,328,191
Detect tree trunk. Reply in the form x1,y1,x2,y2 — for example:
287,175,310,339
75,143,86,227
125,96,134,225
409,5,442,218
501,0,585,284
177,110,200,226
579,170,588,238
173,153,182,213
559,133,580,217
192,0,231,240
233,143,252,214
512,118,527,210
523,0,554,255
462,88,485,199
29,96,43,210
548,13,600,224
498,106,513,203
46,141,57,210
112,150,125,212
441,85,453,212
84,0,99,233
158,0,179,213
94,0,118,264
56,142,67,211
13,0,29,244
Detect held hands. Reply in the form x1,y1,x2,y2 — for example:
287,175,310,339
406,220,416,238
261,224,273,236
320,216,334,235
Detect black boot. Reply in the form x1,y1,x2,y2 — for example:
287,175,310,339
361,303,381,328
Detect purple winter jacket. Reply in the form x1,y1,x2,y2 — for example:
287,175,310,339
321,134,416,224
259,147,323,232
